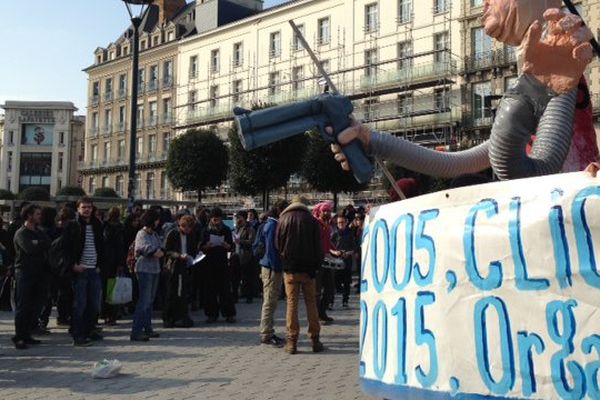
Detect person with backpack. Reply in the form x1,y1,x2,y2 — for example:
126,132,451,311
258,200,288,347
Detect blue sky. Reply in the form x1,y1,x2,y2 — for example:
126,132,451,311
0,0,284,115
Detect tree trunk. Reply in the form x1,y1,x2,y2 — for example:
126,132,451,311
333,192,338,212
197,189,202,203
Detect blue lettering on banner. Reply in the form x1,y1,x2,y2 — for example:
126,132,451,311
359,300,369,377
582,335,600,399
360,226,370,294
464,200,503,291
549,189,572,288
415,291,438,388
390,214,414,291
373,301,388,380
474,296,515,395
517,331,545,397
571,186,600,289
371,220,389,293
509,197,550,291
392,298,407,385
546,300,586,399
413,210,439,287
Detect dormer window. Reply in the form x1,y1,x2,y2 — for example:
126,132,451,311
140,39,147,50
152,35,159,47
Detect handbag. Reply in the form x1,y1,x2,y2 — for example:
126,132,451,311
321,255,346,270
106,276,133,305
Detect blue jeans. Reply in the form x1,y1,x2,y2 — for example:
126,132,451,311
72,268,102,340
131,272,160,337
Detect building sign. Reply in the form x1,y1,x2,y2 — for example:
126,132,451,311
22,124,54,145
18,110,55,124
360,172,600,399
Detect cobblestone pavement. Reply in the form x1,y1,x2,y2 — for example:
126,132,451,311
0,292,373,400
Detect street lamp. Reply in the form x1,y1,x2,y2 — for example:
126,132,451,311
122,0,153,213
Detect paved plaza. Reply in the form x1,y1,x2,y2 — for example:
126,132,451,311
0,294,372,400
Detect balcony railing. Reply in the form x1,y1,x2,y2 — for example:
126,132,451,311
147,116,158,127
91,95,100,107
118,88,127,99
137,83,145,95
464,49,517,72
186,104,232,124
147,80,158,92
162,77,173,89
89,127,99,138
104,92,113,102
102,125,112,135
117,121,126,132
162,113,173,124
359,60,457,90
266,86,320,105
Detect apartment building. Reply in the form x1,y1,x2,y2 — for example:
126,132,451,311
81,0,192,200
0,101,84,196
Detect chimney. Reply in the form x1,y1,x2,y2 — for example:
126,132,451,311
156,0,187,24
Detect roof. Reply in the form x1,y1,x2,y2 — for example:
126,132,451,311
1,101,78,111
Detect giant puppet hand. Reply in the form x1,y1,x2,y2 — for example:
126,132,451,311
522,9,594,94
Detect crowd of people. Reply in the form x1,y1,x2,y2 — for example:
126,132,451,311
0,195,366,354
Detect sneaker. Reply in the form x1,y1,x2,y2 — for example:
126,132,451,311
24,337,42,345
312,340,325,353
73,338,94,347
130,334,150,342
261,335,284,347
87,332,104,341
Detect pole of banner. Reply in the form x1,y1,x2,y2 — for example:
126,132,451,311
288,20,406,201
562,0,600,57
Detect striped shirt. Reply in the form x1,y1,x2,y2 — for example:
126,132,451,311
80,224,97,268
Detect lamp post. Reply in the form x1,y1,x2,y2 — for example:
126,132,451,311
122,0,153,213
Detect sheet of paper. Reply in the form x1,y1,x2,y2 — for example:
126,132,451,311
192,252,206,265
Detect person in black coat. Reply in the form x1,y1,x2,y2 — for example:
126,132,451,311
101,207,127,325
162,214,198,328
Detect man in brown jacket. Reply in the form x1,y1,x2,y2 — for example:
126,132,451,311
275,195,324,354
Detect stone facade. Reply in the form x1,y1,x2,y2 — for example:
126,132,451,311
0,101,84,197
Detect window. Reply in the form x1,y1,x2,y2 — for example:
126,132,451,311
148,134,157,155
9,131,14,145
210,49,220,72
364,49,377,77
163,98,172,123
89,177,96,195
292,66,304,93
268,72,280,95
398,0,412,23
149,101,157,126
146,172,155,199
137,137,143,157
102,176,109,188
471,0,483,6
167,31,174,41
397,41,413,70
149,65,158,91
163,60,173,86
318,17,330,45
210,85,219,108
119,74,127,98
269,32,281,58
140,39,146,50
364,99,378,121
397,94,413,115
103,142,111,162
471,27,492,67
59,132,65,146
505,76,518,91
118,139,125,160
138,68,145,92
232,80,243,103
434,89,449,111
58,152,64,172
504,45,516,63
189,55,198,78
105,78,113,100
137,105,144,127
434,0,449,13
152,35,159,47
7,151,12,172
116,175,124,196
365,3,378,33
162,132,171,153
472,81,492,125
293,24,305,51
91,144,98,162
92,112,99,134
188,90,197,112
161,172,169,194
233,42,243,67
320,59,330,73
434,31,449,63
134,173,141,197
104,109,112,133
92,81,100,97
118,106,126,130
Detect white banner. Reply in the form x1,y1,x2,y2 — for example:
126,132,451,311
360,172,600,399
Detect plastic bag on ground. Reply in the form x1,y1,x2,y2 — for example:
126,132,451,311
91,359,122,379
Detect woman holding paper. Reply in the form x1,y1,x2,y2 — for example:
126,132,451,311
200,207,236,323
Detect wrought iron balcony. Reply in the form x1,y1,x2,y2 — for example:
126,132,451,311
104,92,113,102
